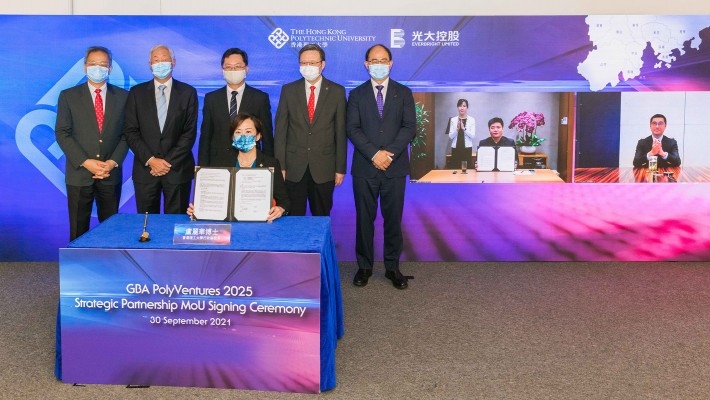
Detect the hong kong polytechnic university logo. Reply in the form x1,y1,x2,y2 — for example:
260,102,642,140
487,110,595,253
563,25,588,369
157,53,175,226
268,28,290,49
268,26,458,50
268,27,378,50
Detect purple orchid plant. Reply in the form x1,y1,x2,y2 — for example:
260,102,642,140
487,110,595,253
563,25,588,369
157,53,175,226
509,111,546,146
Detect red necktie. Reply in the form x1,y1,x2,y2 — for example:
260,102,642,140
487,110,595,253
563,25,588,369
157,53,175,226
94,88,104,133
307,85,315,123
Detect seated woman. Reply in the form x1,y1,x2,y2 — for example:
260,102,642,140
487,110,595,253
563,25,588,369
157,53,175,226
188,112,289,222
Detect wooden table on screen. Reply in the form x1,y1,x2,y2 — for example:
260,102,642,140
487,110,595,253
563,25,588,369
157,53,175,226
415,169,564,183
574,167,709,183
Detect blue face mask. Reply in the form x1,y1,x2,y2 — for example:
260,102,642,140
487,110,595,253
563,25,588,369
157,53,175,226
86,65,109,83
369,64,390,81
232,134,257,153
151,62,172,79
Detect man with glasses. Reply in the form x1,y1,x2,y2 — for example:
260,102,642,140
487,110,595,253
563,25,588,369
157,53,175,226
55,46,128,241
346,44,416,290
199,48,274,166
633,113,681,168
274,43,347,216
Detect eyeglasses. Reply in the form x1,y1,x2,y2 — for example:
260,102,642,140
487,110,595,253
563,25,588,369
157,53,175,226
299,61,322,67
223,64,246,71
367,59,391,65
86,62,110,68
651,121,666,126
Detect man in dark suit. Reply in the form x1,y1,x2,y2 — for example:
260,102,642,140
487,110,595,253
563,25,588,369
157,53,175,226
478,117,518,168
274,44,347,216
124,44,198,214
55,46,128,241
198,48,274,167
633,114,681,168
346,44,416,290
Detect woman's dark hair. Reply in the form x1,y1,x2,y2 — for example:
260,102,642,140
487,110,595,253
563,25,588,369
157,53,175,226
457,99,469,108
230,112,263,136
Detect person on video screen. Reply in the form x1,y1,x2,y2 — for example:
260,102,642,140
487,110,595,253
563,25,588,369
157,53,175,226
633,114,681,168
476,117,518,169
445,98,475,168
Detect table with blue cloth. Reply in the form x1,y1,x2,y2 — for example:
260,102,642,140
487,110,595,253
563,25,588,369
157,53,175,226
56,213,344,392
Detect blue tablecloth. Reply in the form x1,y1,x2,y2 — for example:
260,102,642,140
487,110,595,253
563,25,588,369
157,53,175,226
57,213,344,391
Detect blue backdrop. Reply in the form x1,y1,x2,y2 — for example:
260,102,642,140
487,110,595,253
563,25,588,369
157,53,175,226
2,15,709,261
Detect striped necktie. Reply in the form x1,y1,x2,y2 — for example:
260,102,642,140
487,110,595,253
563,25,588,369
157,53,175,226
157,85,167,133
376,85,384,118
230,90,238,119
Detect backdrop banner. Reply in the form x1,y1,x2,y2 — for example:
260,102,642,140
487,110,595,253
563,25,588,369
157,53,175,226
2,15,709,261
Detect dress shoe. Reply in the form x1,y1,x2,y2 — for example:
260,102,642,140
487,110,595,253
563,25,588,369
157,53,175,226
385,270,408,290
353,269,373,287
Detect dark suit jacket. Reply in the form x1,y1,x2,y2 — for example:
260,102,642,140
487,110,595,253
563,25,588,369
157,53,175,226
124,79,198,184
274,77,347,183
478,136,518,163
198,84,273,167
633,135,681,168
346,79,416,178
55,83,128,186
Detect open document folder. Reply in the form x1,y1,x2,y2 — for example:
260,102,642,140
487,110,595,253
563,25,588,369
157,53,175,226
476,146,516,172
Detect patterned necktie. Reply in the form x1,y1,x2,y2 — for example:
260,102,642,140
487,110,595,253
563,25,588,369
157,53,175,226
307,85,316,123
376,85,384,118
157,85,167,133
229,90,238,119
94,88,104,133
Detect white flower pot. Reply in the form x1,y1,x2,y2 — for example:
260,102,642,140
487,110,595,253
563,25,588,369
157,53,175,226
520,146,537,154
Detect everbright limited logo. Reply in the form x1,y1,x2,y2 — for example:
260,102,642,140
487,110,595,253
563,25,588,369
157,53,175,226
268,28,290,49
390,29,405,48
389,28,461,47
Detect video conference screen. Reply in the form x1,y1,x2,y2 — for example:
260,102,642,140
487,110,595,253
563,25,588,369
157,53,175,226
2,14,709,260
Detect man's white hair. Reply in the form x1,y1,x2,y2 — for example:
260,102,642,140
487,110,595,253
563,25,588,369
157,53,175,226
149,44,175,61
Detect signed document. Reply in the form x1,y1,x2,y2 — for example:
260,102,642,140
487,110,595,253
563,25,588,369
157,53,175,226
191,167,273,222
477,146,496,171
477,146,515,172
193,168,231,221
497,147,516,172
233,168,273,222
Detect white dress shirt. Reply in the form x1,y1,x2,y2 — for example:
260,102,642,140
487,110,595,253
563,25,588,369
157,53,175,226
88,81,107,111
370,77,389,107
154,77,173,110
226,82,245,112
304,77,323,112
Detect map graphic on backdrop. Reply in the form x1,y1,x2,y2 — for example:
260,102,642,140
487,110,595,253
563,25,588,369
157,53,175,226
578,16,709,91
577,15,710,91
1,14,709,261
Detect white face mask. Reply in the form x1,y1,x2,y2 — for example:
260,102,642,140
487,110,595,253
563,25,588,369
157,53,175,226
223,70,246,86
368,64,389,81
151,61,172,79
299,65,321,82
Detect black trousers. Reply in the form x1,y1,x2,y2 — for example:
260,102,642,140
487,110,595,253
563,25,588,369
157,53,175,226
352,173,406,272
285,166,335,216
134,178,191,215
66,181,121,241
